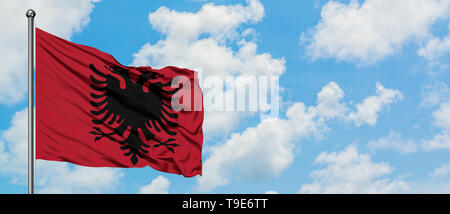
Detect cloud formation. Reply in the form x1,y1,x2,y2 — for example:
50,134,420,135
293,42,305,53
420,81,450,107
423,102,450,151
299,146,409,193
429,161,450,178
347,82,403,126
418,33,450,63
367,131,417,154
302,0,450,64
139,175,170,194
197,82,403,192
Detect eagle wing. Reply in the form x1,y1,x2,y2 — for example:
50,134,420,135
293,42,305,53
89,64,126,129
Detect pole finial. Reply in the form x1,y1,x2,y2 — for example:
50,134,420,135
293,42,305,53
26,9,36,18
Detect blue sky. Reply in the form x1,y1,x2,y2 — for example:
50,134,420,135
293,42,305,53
1,0,450,193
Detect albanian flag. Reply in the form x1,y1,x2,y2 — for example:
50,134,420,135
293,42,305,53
35,28,203,177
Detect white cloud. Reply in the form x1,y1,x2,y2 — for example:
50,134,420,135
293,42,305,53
367,131,417,154
429,161,450,178
37,161,123,194
315,82,347,120
0,0,100,105
299,146,409,194
144,0,264,44
302,0,450,64
423,102,450,151
403,160,450,193
0,109,28,178
131,0,285,134
347,82,403,126
405,182,450,193
139,175,170,194
197,82,347,192
265,190,278,194
0,108,123,193
197,103,320,192
433,102,450,131
197,81,402,192
420,81,450,107
418,33,450,62
422,133,450,151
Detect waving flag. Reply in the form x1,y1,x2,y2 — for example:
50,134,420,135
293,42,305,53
35,28,203,177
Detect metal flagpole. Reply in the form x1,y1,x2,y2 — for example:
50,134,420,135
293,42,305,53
26,9,36,195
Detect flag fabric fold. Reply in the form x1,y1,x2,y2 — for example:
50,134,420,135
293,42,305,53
36,28,203,177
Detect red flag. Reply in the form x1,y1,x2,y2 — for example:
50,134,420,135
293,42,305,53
36,28,203,177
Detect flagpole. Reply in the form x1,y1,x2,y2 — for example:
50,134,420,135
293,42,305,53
26,9,36,195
